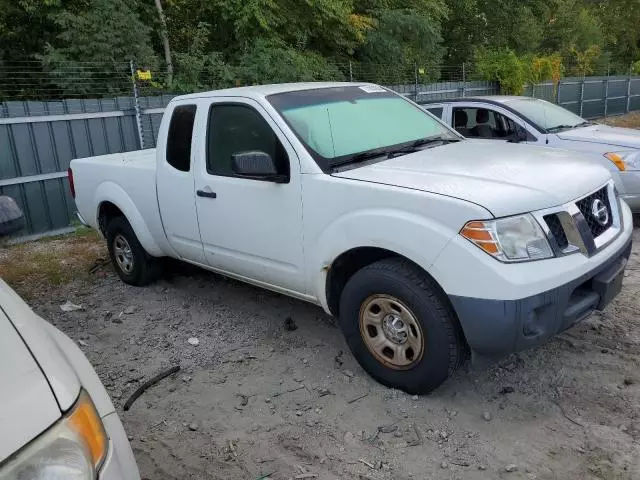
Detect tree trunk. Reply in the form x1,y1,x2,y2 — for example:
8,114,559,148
153,0,173,86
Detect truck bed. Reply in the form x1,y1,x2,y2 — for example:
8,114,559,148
70,148,168,256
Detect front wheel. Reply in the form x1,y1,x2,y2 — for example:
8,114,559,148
338,258,467,394
106,216,160,286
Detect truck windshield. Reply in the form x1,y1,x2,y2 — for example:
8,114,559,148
267,86,458,171
507,99,590,133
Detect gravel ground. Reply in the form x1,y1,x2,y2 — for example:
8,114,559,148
9,228,637,480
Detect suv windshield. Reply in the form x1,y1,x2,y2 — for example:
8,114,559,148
507,99,589,133
267,86,458,171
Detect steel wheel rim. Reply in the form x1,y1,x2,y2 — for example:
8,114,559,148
359,294,425,370
113,234,134,274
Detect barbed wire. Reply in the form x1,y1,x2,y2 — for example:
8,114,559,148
0,59,635,102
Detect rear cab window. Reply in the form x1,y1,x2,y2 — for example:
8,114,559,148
166,104,197,172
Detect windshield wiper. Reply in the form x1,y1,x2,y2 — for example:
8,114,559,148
388,136,461,157
547,121,596,133
330,148,391,169
330,136,461,170
546,124,576,133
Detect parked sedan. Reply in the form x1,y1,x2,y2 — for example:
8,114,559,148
0,197,140,480
423,97,640,212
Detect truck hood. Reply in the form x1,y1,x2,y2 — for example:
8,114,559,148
0,308,60,462
556,124,640,149
332,140,611,217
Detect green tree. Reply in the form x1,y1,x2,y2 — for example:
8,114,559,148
354,1,447,81
39,0,157,95
234,39,345,84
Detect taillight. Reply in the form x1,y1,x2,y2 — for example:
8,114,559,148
68,167,75,198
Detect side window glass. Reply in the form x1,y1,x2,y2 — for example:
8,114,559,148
426,107,443,119
492,112,514,138
207,104,289,177
452,108,472,137
468,108,498,139
166,105,197,172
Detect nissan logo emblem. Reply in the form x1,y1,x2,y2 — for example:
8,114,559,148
591,199,609,226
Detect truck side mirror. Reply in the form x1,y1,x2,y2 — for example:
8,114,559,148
0,196,25,237
231,151,289,183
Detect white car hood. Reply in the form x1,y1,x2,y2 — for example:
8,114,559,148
333,140,611,217
0,309,60,462
0,280,81,412
557,124,640,149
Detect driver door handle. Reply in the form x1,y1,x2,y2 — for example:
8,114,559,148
196,190,217,199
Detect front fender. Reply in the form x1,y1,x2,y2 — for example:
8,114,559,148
309,208,461,312
94,181,164,257
553,139,627,194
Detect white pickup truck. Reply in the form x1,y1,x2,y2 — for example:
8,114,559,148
70,82,633,394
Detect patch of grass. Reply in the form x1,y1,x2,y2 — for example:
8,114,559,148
0,228,108,298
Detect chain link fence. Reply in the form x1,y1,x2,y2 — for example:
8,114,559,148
1,59,640,239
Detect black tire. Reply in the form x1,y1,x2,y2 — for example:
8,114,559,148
338,258,467,395
106,216,160,286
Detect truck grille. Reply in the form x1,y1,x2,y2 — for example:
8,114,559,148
543,214,568,250
540,182,619,257
575,186,612,238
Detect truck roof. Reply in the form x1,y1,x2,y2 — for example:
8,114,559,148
170,82,373,102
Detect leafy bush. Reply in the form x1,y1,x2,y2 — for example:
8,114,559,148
476,49,565,94
475,49,527,94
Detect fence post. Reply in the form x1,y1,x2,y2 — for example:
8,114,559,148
627,63,632,113
531,83,535,98
349,60,353,82
461,63,467,97
414,63,419,102
556,79,561,105
604,64,610,119
579,74,585,118
129,60,145,150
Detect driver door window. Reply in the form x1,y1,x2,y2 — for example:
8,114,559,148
207,104,289,178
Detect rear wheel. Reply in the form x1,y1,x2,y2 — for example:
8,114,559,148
338,258,467,394
106,216,160,286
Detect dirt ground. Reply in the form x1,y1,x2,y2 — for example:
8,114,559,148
599,112,640,129
0,226,637,480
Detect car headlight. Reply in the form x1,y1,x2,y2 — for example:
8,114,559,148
605,151,640,171
0,391,108,480
460,214,554,262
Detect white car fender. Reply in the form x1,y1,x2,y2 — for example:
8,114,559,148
93,181,164,257
40,321,115,417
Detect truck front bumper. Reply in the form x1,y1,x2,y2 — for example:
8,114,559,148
449,236,632,360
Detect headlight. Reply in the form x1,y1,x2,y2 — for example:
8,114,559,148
460,214,554,262
605,151,640,171
0,391,108,480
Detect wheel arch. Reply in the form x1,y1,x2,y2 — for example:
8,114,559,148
324,247,463,335
94,182,164,257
